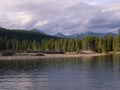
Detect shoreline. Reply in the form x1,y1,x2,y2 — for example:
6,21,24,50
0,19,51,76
0,53,108,60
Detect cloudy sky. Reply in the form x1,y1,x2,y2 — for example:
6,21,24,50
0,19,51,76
0,0,120,35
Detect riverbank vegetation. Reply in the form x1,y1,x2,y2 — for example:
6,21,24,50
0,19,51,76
0,27,120,55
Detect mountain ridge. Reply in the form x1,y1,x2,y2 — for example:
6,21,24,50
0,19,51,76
0,27,117,39
31,29,46,35
54,31,117,38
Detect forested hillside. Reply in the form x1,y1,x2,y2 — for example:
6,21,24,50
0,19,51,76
0,27,57,52
0,27,120,53
0,27,55,41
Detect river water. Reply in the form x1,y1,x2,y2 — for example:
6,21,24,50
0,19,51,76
0,54,120,90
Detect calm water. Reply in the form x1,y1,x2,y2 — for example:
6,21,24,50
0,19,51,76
0,54,120,90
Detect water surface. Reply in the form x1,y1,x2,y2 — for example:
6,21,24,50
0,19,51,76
0,54,120,90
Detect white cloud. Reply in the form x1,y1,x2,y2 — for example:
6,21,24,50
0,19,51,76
19,13,33,26
102,4,120,12
34,20,49,27
82,0,120,5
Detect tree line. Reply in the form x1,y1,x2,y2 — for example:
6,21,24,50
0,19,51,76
0,27,120,53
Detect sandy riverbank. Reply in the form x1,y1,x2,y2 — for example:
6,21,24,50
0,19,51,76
0,53,108,60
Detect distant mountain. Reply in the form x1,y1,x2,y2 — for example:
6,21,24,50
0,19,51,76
68,33,81,38
31,29,46,35
54,32,66,38
53,31,117,38
83,31,116,37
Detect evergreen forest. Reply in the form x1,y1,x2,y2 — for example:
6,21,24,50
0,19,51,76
0,27,120,53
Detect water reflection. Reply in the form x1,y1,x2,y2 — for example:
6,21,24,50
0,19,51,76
0,54,120,90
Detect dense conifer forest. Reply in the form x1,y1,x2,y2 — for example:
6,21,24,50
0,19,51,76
0,27,120,53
